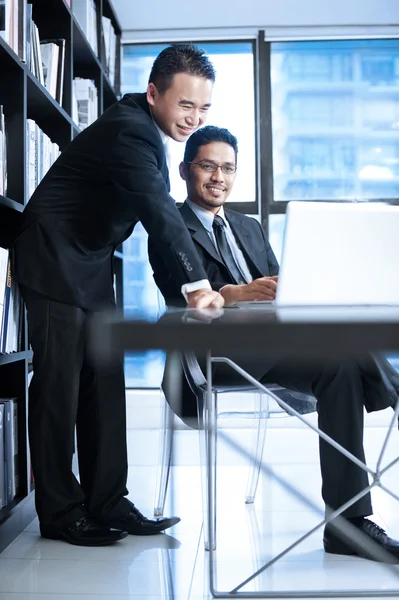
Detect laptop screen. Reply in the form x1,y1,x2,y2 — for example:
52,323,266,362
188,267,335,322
276,202,399,307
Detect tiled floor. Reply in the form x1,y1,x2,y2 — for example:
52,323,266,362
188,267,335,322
1,389,399,599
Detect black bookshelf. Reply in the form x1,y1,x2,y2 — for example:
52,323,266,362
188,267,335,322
0,0,122,552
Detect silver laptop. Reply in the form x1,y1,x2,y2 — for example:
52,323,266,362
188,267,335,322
276,201,399,307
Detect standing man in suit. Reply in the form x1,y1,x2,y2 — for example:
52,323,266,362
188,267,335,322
12,45,224,547
149,125,399,561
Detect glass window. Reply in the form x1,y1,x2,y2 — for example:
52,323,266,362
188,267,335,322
271,39,399,202
122,41,256,387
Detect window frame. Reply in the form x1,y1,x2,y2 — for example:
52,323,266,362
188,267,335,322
261,33,399,224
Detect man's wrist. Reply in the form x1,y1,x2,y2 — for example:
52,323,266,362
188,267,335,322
220,284,243,305
181,279,211,301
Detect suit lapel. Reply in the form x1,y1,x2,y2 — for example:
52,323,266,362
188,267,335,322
179,203,224,266
225,210,266,278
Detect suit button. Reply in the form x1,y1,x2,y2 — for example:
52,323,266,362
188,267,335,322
187,266,193,272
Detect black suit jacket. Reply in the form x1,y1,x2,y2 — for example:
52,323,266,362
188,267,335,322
149,201,280,306
12,94,208,310
149,202,279,420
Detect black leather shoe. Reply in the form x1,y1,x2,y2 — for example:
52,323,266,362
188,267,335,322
40,515,128,546
324,517,399,562
106,504,180,535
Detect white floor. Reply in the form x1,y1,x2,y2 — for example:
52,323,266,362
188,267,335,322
1,389,399,599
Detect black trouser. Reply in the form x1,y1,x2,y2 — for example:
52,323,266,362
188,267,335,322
260,357,374,518
22,286,131,527
172,351,398,519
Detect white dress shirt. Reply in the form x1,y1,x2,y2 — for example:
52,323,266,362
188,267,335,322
185,198,253,284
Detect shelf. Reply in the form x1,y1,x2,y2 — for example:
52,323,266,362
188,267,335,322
72,17,102,70
0,34,24,72
27,71,74,148
0,351,33,366
31,0,72,20
0,0,122,554
103,0,122,35
0,492,36,554
0,195,24,213
103,71,119,108
0,195,24,249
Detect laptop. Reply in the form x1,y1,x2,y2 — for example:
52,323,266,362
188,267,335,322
275,201,399,307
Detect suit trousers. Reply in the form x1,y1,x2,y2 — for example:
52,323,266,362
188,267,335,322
171,350,398,519
213,352,398,519
21,286,131,527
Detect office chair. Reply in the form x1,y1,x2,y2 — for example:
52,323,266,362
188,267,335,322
154,348,316,550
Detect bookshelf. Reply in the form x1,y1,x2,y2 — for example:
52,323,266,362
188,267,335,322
0,0,122,552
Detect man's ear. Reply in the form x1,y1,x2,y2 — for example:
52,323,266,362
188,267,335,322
146,83,157,107
179,161,188,181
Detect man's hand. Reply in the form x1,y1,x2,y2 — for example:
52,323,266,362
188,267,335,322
221,276,278,306
186,289,225,309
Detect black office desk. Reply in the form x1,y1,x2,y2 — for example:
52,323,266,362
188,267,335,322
92,305,399,360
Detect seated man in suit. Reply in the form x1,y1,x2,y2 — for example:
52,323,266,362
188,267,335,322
149,125,399,562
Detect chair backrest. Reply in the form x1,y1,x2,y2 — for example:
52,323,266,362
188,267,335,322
181,351,317,417
180,351,208,415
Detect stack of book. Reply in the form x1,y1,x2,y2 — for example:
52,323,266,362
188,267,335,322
0,0,27,61
0,105,6,196
73,0,97,56
26,119,61,200
0,2,66,106
102,15,118,88
73,78,98,129
0,249,22,356
0,398,19,510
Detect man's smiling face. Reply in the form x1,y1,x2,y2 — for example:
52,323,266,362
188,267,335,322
179,141,237,213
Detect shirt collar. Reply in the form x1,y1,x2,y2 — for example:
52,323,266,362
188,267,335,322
185,198,227,232
150,110,169,145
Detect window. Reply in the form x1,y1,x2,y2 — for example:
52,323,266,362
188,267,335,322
270,39,399,203
122,41,255,387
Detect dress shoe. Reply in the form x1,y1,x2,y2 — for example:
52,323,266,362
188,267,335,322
40,515,128,546
324,517,399,562
105,503,180,535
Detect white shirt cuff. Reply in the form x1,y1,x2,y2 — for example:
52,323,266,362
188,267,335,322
181,279,211,301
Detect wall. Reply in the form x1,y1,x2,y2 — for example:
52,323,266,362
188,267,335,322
110,0,399,41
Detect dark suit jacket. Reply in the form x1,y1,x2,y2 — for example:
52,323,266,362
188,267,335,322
149,201,279,306
12,94,208,310
148,202,280,420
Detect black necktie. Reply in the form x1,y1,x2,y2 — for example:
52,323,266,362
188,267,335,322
212,214,246,284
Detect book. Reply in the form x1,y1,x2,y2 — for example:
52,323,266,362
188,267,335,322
0,398,18,505
0,105,6,196
25,2,32,68
41,38,66,106
0,248,9,338
0,403,5,509
0,255,11,353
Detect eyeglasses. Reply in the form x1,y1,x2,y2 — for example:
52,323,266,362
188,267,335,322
188,161,237,175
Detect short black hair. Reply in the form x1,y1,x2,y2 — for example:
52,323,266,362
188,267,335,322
149,44,216,94
184,126,238,165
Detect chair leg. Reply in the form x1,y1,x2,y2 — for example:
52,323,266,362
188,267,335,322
245,504,263,591
245,393,269,504
154,390,174,516
198,391,217,551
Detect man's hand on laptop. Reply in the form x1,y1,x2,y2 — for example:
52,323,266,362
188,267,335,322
220,276,278,306
187,289,225,309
